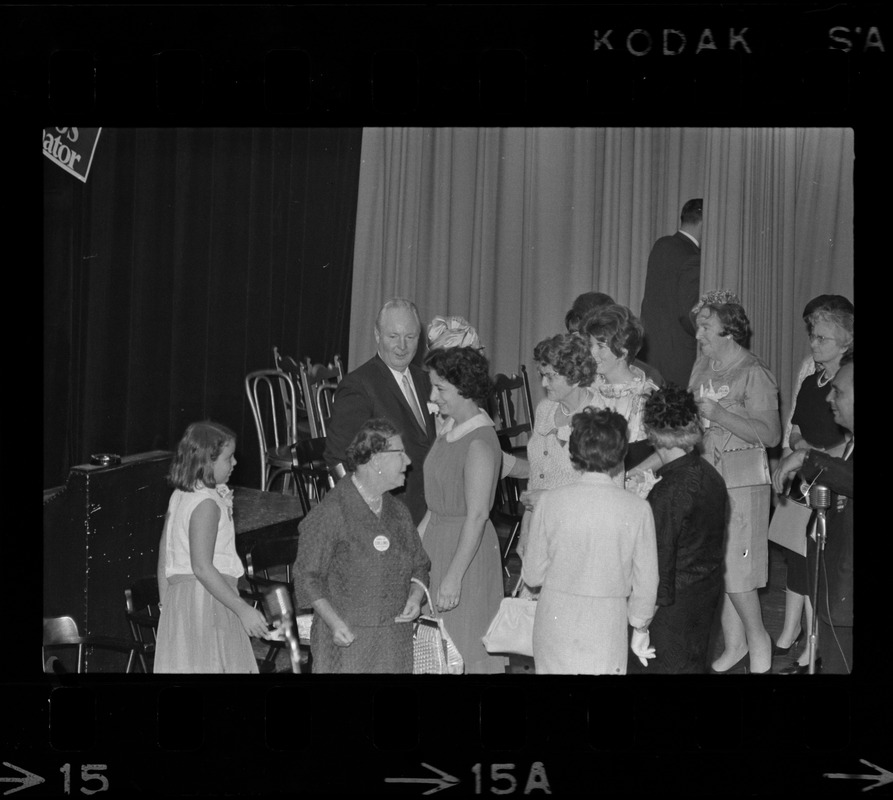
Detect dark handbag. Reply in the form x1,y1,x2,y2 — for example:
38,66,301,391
718,423,771,489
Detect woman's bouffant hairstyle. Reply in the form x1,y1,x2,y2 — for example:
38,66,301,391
701,302,750,346
564,291,614,332
533,333,598,388
168,420,236,491
643,384,703,453
569,407,628,473
345,418,401,472
806,307,854,357
424,346,494,405
582,304,644,364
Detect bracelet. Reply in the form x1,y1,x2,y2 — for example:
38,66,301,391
634,626,648,634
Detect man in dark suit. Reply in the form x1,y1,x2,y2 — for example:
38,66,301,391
324,298,437,525
773,354,854,673
639,198,703,387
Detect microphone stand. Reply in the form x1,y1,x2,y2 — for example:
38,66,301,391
282,612,301,675
807,485,831,676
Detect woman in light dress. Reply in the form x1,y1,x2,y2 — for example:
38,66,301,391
582,304,659,481
522,407,658,674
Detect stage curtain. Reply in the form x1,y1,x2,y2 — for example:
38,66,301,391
44,127,362,488
349,127,853,433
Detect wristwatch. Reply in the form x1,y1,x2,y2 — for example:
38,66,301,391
634,625,649,634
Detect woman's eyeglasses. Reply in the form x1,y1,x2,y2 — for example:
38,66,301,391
808,334,836,345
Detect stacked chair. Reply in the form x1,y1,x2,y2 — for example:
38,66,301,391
487,365,535,578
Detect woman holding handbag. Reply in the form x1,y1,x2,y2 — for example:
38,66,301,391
687,292,781,674
522,407,659,675
771,296,853,674
292,418,430,673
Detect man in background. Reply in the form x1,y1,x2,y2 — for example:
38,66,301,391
639,198,703,387
324,298,437,524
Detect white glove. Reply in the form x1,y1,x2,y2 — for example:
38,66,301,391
630,628,656,667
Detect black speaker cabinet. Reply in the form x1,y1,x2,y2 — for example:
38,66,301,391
43,451,174,672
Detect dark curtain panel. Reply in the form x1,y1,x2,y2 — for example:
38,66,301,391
44,127,362,489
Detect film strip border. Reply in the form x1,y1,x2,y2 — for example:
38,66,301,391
6,4,888,121
6,678,885,795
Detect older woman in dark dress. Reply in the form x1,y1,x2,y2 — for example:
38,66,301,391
628,385,728,674
293,418,430,673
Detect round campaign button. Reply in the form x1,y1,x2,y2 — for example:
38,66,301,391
373,535,390,552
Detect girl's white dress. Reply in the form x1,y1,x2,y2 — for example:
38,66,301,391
154,485,258,673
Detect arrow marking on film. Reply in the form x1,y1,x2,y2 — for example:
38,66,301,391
0,763,46,796
825,759,893,792
385,762,460,795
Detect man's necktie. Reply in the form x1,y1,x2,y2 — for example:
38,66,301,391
402,373,426,430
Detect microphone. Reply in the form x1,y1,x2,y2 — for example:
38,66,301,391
809,483,831,511
263,585,301,674
808,483,831,550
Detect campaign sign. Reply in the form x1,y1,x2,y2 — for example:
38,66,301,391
42,127,101,183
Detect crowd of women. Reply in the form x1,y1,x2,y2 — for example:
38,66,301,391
152,288,853,677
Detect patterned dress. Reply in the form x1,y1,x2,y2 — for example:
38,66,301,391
689,350,779,592
293,478,430,673
589,366,659,477
423,413,506,674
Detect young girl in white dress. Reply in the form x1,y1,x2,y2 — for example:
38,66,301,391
154,421,270,673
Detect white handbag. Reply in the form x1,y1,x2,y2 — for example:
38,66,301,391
481,577,536,657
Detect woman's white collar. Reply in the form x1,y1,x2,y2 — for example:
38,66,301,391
442,409,495,442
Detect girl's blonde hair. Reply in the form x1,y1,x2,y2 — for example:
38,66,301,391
168,420,236,491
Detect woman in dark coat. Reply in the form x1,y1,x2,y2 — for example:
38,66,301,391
628,385,728,674
293,418,430,673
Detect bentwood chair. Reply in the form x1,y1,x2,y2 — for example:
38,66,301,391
124,576,161,674
245,369,300,492
488,366,535,576
272,347,313,442
43,616,138,674
290,437,334,515
298,361,341,439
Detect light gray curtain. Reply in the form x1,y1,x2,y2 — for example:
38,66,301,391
349,127,853,424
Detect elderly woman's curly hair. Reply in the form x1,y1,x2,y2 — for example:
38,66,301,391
701,302,751,346
424,346,493,406
806,307,854,358
533,333,597,388
643,384,703,453
582,304,644,364
569,407,628,473
345,418,401,472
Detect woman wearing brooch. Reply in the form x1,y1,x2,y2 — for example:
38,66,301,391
515,332,598,561
292,418,431,673
688,290,781,674
422,345,506,674
582,304,659,479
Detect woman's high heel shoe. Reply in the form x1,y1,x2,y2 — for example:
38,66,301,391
709,651,749,674
779,657,822,675
771,627,802,657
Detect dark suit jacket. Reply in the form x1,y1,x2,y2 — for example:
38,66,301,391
803,447,853,627
324,354,436,524
640,231,701,388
